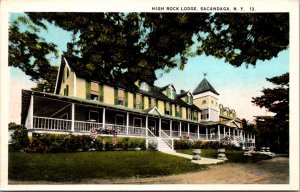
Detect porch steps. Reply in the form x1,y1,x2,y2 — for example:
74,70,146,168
157,138,175,152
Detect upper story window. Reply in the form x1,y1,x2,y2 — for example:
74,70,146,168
165,102,171,115
168,87,175,99
202,100,207,104
135,94,142,109
91,82,99,100
117,89,125,106
187,95,193,105
193,110,198,121
176,105,181,117
64,85,69,96
211,101,214,104
186,108,192,120
140,82,149,91
149,98,156,108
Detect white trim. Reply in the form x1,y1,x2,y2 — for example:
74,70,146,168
193,91,219,99
148,107,161,116
71,103,75,132
63,57,72,71
74,73,77,97
54,62,62,94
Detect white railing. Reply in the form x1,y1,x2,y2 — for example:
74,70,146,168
171,131,180,138
74,121,103,132
147,128,159,149
33,116,72,131
199,134,207,140
160,130,173,149
189,132,198,139
207,134,219,141
128,126,146,136
104,124,127,135
162,130,171,136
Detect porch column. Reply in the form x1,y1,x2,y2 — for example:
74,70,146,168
217,125,220,141
169,120,172,137
187,123,190,135
146,115,148,137
102,108,106,128
126,112,129,135
253,134,256,145
179,122,182,136
228,127,231,137
71,103,75,132
223,126,226,137
206,127,208,140
30,95,34,129
159,118,161,137
197,125,199,139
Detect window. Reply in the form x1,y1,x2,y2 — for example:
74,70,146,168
140,82,149,91
89,111,99,122
168,87,175,99
64,85,69,96
201,109,209,120
202,100,207,104
187,108,191,120
211,101,214,104
91,94,98,100
193,111,198,121
135,94,141,109
91,82,99,95
187,95,193,105
165,102,171,115
117,89,125,105
176,105,181,117
149,98,156,108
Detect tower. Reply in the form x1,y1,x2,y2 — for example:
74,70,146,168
193,77,220,122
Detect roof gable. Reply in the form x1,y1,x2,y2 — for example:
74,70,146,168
193,78,219,95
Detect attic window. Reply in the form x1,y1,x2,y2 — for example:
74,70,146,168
202,100,207,104
140,82,149,91
168,87,175,99
187,95,193,105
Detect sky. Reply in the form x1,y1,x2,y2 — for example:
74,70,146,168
9,13,289,124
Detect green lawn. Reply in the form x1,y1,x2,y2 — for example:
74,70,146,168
176,149,272,163
9,151,205,182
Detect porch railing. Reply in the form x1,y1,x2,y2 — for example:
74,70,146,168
128,126,146,136
33,116,72,131
74,120,103,132
160,130,173,150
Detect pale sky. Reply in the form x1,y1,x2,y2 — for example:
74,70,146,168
9,13,289,124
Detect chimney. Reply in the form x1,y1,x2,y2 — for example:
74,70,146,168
180,90,185,93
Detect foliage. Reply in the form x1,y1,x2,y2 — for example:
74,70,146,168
174,139,237,150
9,13,289,91
9,151,205,181
252,72,289,153
9,17,58,92
10,124,29,151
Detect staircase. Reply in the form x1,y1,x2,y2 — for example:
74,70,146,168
157,137,174,151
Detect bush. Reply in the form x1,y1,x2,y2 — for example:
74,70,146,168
10,125,29,151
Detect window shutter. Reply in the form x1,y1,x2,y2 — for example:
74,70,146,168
98,84,104,102
141,95,144,109
114,88,118,105
185,96,188,102
133,94,136,108
170,104,173,116
125,92,128,107
166,88,169,97
156,99,158,108
191,97,193,105
86,81,91,99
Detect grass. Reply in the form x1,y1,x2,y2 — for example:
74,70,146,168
9,151,205,182
176,149,272,163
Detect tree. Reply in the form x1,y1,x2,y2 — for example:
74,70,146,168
9,13,289,91
9,16,58,92
252,72,289,152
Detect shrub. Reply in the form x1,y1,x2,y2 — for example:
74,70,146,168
10,125,29,151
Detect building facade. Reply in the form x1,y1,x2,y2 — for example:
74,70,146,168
21,53,256,151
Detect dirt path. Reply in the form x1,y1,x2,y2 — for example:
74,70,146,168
9,157,289,184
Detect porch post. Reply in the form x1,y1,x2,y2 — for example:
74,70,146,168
206,127,208,140
228,127,231,137
223,126,226,137
159,118,161,137
102,108,106,128
126,112,129,135
146,115,148,137
30,95,34,129
197,125,199,139
71,103,75,132
169,120,172,137
217,125,220,141
179,121,182,136
187,123,190,135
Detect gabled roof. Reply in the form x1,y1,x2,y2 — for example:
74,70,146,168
176,91,192,99
193,78,219,95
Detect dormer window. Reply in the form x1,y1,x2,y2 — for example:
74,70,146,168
168,88,175,99
187,95,193,105
140,82,149,91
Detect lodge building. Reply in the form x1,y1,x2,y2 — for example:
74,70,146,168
21,52,256,150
